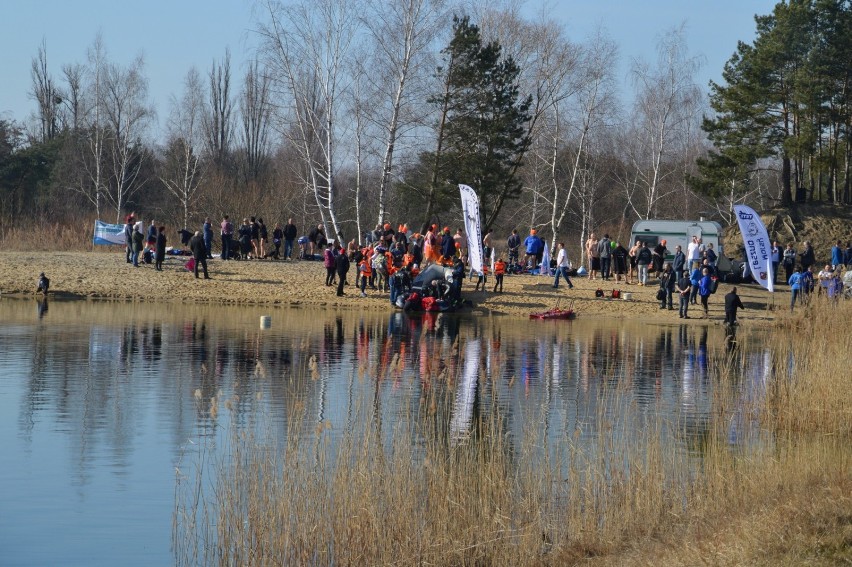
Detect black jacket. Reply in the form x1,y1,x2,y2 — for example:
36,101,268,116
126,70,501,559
190,235,206,259
335,252,350,274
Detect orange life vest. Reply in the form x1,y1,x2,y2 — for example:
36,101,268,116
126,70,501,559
359,260,372,276
494,260,506,275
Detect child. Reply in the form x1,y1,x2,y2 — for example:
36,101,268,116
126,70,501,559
358,257,372,297
474,265,488,292
493,258,506,293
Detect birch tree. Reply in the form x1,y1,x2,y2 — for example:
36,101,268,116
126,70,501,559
545,32,617,249
162,68,205,230
101,55,153,223
624,26,702,219
258,0,358,239
360,0,445,226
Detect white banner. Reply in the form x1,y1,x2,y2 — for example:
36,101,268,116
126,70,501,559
540,242,550,277
459,184,484,274
93,220,126,246
733,205,774,292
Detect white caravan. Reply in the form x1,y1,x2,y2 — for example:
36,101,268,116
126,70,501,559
629,219,727,268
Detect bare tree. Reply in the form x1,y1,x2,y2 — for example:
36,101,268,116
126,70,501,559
239,61,272,182
545,32,618,249
30,40,60,143
360,0,446,227
258,0,359,239
101,55,153,222
59,63,85,132
162,68,205,230
624,25,702,219
204,49,234,170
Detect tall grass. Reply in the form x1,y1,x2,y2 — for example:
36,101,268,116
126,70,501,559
174,301,851,565
0,216,98,251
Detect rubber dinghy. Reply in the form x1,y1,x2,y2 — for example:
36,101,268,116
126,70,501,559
529,301,575,320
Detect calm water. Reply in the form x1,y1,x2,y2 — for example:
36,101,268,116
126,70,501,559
0,297,768,566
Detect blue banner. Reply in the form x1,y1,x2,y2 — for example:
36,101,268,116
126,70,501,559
93,220,126,246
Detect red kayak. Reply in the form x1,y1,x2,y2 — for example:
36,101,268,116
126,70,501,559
529,307,575,320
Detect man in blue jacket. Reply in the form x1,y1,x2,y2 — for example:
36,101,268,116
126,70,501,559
524,229,543,268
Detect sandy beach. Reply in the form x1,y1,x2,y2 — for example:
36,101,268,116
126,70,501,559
0,250,782,324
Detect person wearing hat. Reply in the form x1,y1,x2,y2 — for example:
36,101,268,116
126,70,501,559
440,227,455,263
131,222,144,267
524,229,543,269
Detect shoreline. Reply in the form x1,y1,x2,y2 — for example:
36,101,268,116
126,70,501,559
0,251,782,325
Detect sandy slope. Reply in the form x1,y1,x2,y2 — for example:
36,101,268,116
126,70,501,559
0,251,782,324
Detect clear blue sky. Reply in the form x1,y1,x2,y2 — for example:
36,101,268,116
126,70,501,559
1,0,776,138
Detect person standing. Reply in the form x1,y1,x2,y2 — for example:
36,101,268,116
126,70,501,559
324,244,337,286
203,217,214,259
672,245,686,276
782,243,797,282
441,227,455,263
801,265,815,304
830,240,843,271
155,226,166,271
124,216,135,263
659,263,675,310
524,229,543,269
698,267,713,317
507,229,521,269
788,267,803,311
482,229,493,263
493,257,506,293
598,234,612,280
257,218,268,259
687,235,701,270
146,220,158,254
724,287,745,325
676,270,692,319
190,231,209,279
689,264,702,305
628,240,641,282
636,241,652,286
612,241,629,283
335,247,350,297
271,223,284,259
799,241,815,272
552,242,574,289
770,241,781,285
586,233,600,279
283,218,297,260
652,240,668,278
131,222,144,267
220,215,233,260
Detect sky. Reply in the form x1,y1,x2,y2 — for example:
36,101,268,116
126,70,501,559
1,0,777,140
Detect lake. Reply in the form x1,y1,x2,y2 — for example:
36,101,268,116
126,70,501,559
0,297,767,566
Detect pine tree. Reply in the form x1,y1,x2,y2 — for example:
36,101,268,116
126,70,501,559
417,16,532,230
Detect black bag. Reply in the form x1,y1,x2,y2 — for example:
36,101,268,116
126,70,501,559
595,288,604,298
710,278,719,294
656,289,666,301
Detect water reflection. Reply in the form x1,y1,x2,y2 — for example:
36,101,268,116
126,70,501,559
0,298,771,566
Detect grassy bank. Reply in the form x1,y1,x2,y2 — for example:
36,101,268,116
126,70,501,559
175,302,851,565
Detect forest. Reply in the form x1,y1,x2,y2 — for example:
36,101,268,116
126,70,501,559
1,0,850,255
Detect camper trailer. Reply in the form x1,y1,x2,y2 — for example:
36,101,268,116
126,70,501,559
629,219,728,271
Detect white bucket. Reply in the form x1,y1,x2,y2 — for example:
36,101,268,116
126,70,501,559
622,292,632,301
260,316,272,329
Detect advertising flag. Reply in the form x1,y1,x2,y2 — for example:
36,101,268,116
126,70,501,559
458,184,484,274
93,220,126,246
733,205,774,292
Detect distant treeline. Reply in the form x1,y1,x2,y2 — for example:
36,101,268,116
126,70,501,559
2,1,850,258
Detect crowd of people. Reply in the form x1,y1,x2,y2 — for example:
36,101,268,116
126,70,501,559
120,211,851,317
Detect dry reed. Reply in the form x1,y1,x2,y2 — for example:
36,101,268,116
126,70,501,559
174,300,851,565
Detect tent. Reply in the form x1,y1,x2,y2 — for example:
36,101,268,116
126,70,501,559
412,263,452,291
